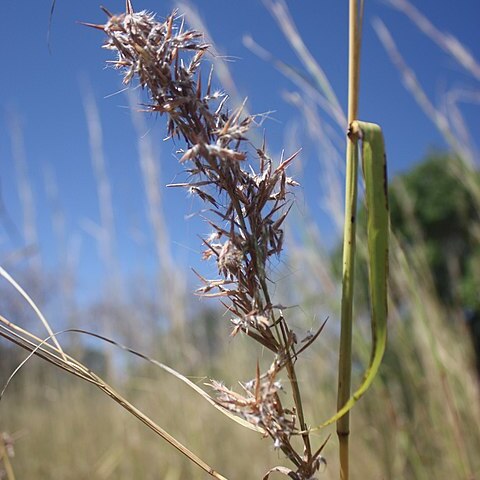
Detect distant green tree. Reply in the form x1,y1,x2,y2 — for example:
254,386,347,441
389,152,480,311
389,152,480,376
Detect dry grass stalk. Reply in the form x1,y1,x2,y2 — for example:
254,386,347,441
127,90,187,333
385,0,480,81
261,0,346,129
82,83,123,296
0,315,229,480
176,1,245,111
8,113,41,273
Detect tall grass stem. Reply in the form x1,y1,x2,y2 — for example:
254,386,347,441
337,1,363,479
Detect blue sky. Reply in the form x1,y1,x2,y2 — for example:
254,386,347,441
0,0,478,304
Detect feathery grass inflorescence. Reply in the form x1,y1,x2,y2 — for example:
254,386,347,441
90,1,327,477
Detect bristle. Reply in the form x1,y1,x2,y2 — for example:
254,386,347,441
125,0,134,15
99,5,113,17
78,21,105,31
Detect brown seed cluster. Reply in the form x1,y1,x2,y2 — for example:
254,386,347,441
95,3,326,478
99,3,299,352
209,361,295,450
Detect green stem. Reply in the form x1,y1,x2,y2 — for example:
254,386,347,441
337,1,363,479
337,139,358,480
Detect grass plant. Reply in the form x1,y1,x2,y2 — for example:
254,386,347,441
0,1,479,479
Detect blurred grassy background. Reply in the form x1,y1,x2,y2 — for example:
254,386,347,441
2,270,479,480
